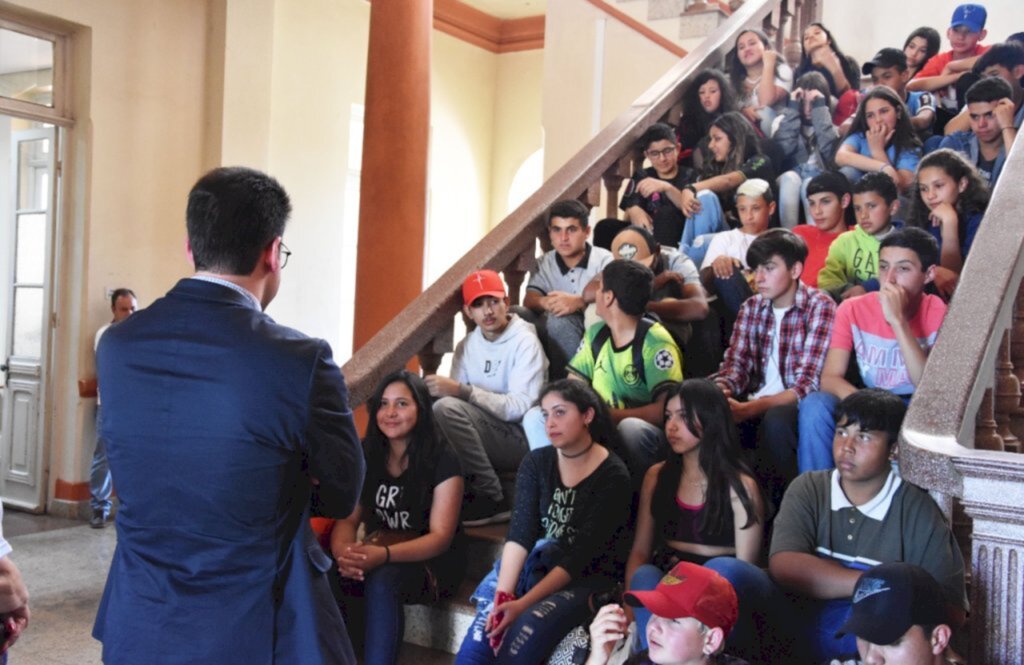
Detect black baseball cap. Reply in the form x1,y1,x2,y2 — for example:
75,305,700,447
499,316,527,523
837,562,949,645
862,48,908,76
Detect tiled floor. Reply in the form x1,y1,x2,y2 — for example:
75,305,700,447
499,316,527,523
2,512,454,664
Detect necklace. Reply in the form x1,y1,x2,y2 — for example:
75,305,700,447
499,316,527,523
560,441,595,459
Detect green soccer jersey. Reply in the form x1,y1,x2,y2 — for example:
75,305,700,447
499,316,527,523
568,320,683,409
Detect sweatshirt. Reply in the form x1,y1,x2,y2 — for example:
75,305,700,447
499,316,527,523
450,313,548,423
817,224,901,298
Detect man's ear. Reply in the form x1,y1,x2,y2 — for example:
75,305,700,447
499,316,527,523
768,200,778,216
930,624,952,655
899,69,911,85
923,263,937,285
1012,64,1024,80
264,237,282,273
840,193,852,209
978,29,988,43
889,198,901,217
703,627,726,656
790,259,805,280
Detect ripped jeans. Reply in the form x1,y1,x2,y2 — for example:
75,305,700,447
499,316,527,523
455,540,603,664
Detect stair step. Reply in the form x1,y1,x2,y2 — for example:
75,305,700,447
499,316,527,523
403,524,507,654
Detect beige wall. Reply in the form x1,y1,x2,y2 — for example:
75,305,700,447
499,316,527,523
824,0,1024,66
542,0,680,177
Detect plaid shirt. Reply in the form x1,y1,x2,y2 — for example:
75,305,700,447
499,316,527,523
712,282,835,400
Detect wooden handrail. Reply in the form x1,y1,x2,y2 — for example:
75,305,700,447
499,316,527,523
341,0,806,407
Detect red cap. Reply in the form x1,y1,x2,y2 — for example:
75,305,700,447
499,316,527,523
462,270,506,306
624,562,738,634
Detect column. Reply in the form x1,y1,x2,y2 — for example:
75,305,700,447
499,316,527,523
352,0,433,351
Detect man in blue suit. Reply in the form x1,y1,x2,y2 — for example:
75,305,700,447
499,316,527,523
93,166,365,664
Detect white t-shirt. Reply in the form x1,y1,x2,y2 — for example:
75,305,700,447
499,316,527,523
753,305,792,399
701,229,760,270
743,62,793,108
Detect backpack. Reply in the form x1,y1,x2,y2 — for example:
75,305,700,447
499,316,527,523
589,318,655,386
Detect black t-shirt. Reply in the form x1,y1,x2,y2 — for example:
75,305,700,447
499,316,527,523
506,447,631,582
360,443,462,535
977,155,996,184
620,166,696,247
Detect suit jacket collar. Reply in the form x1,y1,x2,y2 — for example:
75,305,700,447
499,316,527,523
171,277,262,311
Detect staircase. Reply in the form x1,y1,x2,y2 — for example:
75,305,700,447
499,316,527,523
343,0,1024,661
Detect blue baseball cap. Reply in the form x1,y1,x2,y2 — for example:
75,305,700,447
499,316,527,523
950,4,987,33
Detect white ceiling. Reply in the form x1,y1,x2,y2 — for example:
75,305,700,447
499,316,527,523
461,0,546,20
0,28,53,76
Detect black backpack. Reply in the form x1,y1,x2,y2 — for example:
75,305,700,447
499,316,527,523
589,317,655,386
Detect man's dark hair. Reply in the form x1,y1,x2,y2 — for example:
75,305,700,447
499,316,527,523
601,259,653,317
973,43,1024,75
880,227,939,271
1008,33,1024,47
110,288,136,309
806,171,852,199
186,167,291,275
638,122,677,151
835,388,907,448
746,228,808,270
852,171,899,204
547,199,591,228
965,76,1014,105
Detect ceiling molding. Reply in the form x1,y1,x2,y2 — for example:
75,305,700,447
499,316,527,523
434,0,544,53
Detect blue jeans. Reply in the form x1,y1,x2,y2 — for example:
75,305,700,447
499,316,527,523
335,563,433,665
630,558,779,664
679,190,729,266
90,406,113,514
797,391,840,473
457,540,599,664
522,408,666,484
782,594,858,662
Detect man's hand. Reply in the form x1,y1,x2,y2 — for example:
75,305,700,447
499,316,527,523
879,282,910,327
713,380,733,398
933,266,959,299
423,375,462,398
636,178,670,197
680,188,701,217
728,397,757,423
993,97,1017,131
840,285,867,301
0,557,28,653
741,106,763,125
543,292,585,317
762,49,778,72
711,256,740,280
652,271,685,292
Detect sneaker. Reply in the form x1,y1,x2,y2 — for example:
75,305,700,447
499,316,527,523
90,510,108,529
462,495,511,527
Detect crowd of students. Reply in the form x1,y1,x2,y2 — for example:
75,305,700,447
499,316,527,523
322,5,1022,664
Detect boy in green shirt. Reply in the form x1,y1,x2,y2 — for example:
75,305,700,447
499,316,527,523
817,172,902,301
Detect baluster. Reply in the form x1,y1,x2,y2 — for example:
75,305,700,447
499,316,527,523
503,248,536,307
665,101,684,128
789,0,803,43
995,330,1021,452
974,387,1004,451
582,180,602,212
417,319,454,377
602,169,624,220
1009,284,1024,445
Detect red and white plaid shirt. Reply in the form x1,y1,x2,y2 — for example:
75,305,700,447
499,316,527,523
712,282,835,400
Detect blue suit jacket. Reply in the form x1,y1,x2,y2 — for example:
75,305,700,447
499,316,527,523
93,278,365,664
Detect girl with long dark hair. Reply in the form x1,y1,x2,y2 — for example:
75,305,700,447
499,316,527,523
455,380,631,664
331,370,464,665
625,379,771,663
908,148,990,283
903,26,942,78
835,86,922,193
677,112,776,265
679,69,739,169
728,29,792,136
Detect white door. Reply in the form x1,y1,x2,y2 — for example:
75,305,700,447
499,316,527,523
0,125,56,511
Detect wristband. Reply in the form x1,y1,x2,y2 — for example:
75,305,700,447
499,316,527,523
682,184,697,195
384,545,391,564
